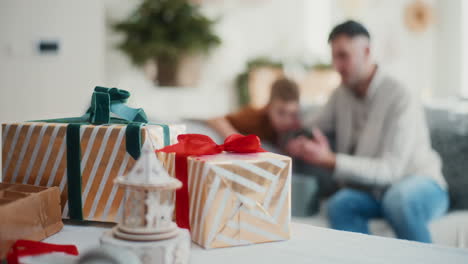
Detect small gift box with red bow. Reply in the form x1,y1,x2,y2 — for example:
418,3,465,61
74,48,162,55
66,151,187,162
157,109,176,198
157,134,292,249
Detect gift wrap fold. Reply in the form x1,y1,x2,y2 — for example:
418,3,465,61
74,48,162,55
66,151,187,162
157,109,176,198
158,134,292,249
2,87,185,222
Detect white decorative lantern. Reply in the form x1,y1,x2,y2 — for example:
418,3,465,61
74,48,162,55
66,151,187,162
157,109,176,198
101,139,190,264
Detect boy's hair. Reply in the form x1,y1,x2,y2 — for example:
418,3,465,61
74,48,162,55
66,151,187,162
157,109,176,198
328,20,370,43
269,78,300,103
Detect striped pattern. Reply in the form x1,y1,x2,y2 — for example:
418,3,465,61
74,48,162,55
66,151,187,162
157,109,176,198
186,152,291,249
156,152,176,179
1,122,184,222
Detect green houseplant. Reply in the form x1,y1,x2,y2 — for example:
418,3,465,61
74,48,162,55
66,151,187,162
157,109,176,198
235,57,283,106
114,0,221,86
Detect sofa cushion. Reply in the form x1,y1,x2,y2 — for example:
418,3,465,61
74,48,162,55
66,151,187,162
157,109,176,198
291,173,319,217
426,109,468,210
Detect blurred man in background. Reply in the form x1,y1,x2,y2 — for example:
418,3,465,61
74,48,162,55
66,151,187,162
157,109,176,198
208,78,301,147
286,20,448,243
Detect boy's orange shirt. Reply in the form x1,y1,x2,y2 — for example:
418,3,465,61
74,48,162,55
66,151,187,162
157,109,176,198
225,106,277,144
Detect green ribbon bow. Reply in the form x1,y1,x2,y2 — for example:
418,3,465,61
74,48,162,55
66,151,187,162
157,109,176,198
85,86,154,161
87,86,148,125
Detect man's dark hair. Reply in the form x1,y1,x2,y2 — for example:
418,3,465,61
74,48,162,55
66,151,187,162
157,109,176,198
328,20,370,43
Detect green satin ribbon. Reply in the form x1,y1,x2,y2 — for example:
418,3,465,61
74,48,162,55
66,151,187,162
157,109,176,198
88,86,148,125
30,86,170,220
66,124,83,220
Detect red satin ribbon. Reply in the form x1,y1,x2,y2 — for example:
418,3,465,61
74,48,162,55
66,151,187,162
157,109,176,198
158,134,266,230
7,240,79,264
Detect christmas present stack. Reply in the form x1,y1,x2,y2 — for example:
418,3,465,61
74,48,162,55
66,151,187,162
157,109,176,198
157,134,292,249
2,87,185,222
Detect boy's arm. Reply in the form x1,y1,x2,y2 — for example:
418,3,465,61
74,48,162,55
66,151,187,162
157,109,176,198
206,116,239,139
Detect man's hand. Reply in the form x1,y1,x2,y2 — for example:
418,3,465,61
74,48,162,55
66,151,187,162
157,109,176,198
286,128,336,170
301,128,336,169
285,136,307,157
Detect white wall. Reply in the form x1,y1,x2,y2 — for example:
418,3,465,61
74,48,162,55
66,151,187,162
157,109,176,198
330,0,466,100
0,0,465,124
103,0,331,121
1,0,465,180
331,0,438,98
461,0,468,99
304,0,333,62
435,0,463,99
0,0,105,123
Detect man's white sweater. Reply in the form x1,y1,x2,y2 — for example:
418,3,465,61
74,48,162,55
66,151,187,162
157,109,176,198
309,67,447,190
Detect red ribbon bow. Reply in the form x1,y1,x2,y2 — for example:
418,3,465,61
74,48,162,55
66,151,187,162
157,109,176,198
7,240,79,264
158,134,266,230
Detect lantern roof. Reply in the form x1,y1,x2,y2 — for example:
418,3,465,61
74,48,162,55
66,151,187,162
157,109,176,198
115,140,181,190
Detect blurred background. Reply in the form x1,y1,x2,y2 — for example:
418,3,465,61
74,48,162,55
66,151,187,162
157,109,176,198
1,0,467,123
2,0,468,247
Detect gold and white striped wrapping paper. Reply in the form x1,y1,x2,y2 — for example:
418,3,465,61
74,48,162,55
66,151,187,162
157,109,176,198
1,122,185,222
158,152,292,249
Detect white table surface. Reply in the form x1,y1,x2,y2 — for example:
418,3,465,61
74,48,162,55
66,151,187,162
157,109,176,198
44,222,468,264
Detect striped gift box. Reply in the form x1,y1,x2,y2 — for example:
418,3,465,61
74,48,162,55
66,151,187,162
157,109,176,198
2,122,185,222
158,151,291,249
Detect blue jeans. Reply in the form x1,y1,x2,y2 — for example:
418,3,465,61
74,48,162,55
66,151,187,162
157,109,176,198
327,176,449,243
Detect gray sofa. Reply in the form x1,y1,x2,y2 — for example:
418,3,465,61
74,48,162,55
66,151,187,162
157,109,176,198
291,107,468,248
